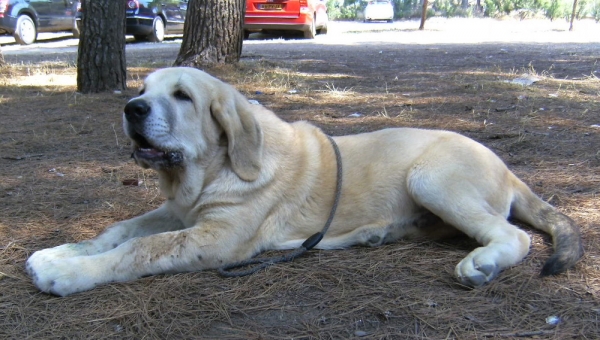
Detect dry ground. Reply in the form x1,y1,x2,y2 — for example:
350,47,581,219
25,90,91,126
1,19,599,339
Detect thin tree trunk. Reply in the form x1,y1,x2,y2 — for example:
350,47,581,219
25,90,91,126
569,0,578,31
174,0,245,67
419,0,429,30
0,46,5,67
77,0,127,93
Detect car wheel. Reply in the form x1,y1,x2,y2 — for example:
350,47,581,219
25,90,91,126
13,15,37,45
303,17,316,39
387,19,394,23
317,14,328,35
72,21,81,39
243,30,250,40
317,23,327,35
147,16,165,43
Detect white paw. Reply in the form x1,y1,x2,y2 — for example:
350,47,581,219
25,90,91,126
26,249,98,296
455,247,500,287
26,243,89,266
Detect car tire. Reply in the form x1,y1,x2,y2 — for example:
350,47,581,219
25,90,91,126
303,17,316,39
387,19,393,23
75,20,83,38
317,24,327,35
72,22,81,39
147,16,165,42
13,15,37,45
317,14,328,35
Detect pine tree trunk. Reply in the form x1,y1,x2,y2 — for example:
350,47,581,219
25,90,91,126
174,0,245,67
569,0,578,31
0,46,5,67
77,0,127,93
419,0,428,30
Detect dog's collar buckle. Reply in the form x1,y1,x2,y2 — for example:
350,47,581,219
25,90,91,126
218,134,342,277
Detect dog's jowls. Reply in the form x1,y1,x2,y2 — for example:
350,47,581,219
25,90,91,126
26,67,583,296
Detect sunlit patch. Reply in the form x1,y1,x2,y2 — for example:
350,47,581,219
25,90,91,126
9,74,76,87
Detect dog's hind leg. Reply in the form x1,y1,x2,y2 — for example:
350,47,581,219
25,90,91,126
407,170,531,287
416,195,530,286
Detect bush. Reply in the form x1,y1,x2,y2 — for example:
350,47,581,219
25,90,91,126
327,0,363,20
592,0,600,21
326,0,595,21
544,0,565,20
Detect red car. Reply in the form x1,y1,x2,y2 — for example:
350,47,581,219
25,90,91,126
244,0,328,39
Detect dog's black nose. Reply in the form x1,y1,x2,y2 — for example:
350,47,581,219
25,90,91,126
124,99,151,123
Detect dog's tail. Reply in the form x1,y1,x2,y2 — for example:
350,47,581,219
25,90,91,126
510,176,584,276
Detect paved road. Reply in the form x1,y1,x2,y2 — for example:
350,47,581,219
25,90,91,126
2,19,598,64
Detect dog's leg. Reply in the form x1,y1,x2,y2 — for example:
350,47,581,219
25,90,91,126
419,199,530,286
451,215,530,286
408,178,530,287
26,221,249,296
26,205,185,292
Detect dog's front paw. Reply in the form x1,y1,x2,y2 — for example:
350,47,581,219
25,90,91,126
26,243,88,271
26,252,97,296
455,247,500,287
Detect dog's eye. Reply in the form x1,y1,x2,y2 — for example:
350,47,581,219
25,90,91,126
174,90,192,101
139,89,145,95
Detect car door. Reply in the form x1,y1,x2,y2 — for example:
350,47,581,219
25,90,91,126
47,0,75,31
28,0,51,29
162,0,186,34
178,0,187,32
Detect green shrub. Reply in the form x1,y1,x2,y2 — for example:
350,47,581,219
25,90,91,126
592,0,600,21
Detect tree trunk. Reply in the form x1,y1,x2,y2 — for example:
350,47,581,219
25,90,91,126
77,0,127,93
569,0,578,31
419,0,428,30
174,0,245,67
0,46,5,67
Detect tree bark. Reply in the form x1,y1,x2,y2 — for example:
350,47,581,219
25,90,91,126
0,46,5,67
569,0,578,31
77,0,127,93
476,0,482,13
419,0,428,30
174,0,245,67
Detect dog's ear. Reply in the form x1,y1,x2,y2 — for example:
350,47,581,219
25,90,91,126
211,90,263,182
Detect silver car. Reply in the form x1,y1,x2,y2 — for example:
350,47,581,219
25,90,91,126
364,0,394,23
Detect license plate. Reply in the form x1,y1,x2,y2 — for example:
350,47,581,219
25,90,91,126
258,4,282,10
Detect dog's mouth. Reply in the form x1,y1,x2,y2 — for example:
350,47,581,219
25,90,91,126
130,133,183,169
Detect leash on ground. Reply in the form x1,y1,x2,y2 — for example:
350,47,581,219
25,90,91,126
217,134,343,278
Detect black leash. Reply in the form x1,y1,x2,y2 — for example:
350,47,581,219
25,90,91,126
217,135,343,277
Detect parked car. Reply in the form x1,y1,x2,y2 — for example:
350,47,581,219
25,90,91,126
76,0,187,43
0,0,80,45
125,0,186,42
364,0,394,23
244,0,328,39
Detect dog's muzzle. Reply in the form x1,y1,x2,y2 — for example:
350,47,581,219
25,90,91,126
123,99,183,169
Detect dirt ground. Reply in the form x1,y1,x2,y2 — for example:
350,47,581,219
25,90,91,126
1,18,599,339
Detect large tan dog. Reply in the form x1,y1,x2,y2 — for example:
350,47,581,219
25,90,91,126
26,67,583,296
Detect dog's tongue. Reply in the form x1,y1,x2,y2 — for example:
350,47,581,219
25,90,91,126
137,148,165,158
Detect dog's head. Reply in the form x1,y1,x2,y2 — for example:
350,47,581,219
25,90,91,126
123,67,263,181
